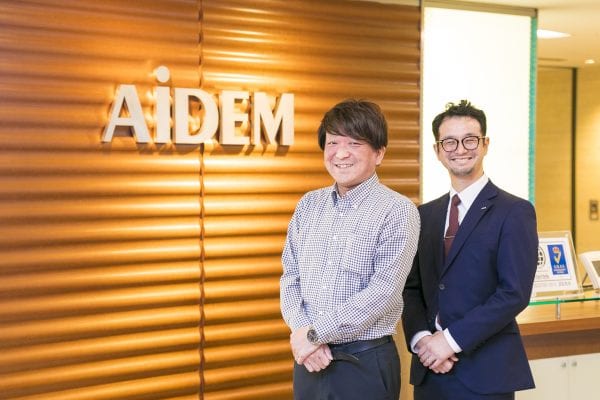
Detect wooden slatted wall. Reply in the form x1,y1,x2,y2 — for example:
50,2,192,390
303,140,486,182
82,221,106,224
0,1,204,399
200,1,420,399
0,1,420,399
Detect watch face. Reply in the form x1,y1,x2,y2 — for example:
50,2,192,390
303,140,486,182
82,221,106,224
307,328,318,344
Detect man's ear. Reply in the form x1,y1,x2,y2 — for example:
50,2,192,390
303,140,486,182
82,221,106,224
376,147,386,166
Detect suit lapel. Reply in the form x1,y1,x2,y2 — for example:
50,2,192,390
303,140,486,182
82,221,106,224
441,182,498,275
427,195,448,275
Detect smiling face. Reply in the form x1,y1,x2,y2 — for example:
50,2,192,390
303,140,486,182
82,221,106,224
324,132,385,196
435,116,488,190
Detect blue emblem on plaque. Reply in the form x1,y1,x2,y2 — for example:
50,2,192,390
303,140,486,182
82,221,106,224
547,244,568,275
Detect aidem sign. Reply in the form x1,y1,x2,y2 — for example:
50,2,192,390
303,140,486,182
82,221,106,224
102,66,294,145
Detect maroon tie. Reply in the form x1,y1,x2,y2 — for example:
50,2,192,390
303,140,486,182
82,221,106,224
444,194,461,257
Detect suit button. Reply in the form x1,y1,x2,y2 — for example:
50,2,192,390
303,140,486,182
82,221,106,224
439,283,445,290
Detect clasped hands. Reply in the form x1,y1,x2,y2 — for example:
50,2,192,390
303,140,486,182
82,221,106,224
290,326,333,372
415,331,459,374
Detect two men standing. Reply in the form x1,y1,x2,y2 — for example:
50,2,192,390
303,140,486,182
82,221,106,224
280,99,538,400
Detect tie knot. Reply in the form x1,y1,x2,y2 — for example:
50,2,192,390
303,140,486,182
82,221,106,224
452,194,461,207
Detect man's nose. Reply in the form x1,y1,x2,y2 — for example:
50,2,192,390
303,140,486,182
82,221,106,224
335,147,350,158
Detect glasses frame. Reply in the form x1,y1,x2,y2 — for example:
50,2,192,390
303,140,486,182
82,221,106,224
436,135,485,152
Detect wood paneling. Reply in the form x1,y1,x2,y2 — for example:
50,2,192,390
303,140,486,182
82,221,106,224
200,1,420,398
535,68,573,233
0,1,203,399
0,1,421,399
518,298,600,359
575,66,600,254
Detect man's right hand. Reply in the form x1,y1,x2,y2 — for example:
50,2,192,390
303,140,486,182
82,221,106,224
415,334,458,374
302,344,333,372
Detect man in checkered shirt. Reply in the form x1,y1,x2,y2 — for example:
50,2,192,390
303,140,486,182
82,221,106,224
280,99,420,399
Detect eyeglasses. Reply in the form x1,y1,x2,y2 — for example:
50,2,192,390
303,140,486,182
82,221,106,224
437,136,485,152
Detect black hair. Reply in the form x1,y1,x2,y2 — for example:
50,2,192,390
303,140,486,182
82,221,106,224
431,100,487,140
317,99,388,150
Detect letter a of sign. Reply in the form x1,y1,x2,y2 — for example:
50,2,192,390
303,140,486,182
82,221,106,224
102,85,151,143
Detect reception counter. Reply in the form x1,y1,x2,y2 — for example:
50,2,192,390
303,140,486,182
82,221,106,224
399,292,600,400
517,291,600,359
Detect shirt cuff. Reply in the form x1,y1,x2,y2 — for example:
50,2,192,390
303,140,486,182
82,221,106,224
410,330,433,353
286,312,311,332
443,328,462,353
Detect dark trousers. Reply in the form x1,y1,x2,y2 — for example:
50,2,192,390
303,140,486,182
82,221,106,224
414,370,515,400
293,340,400,400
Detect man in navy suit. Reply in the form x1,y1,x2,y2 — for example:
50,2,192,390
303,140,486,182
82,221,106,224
402,100,538,399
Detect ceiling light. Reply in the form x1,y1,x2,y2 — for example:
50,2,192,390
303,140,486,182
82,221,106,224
585,59,595,65
537,29,570,39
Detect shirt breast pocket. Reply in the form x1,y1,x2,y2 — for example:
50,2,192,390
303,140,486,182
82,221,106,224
340,234,376,290
298,251,323,282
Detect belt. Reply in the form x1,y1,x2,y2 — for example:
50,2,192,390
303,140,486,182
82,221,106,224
329,336,393,364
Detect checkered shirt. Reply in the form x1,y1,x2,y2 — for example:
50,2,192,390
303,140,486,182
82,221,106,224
280,174,420,344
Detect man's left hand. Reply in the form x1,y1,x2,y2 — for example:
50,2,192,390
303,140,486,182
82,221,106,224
291,326,319,364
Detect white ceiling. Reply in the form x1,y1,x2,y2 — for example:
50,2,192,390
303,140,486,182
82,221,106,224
463,0,600,68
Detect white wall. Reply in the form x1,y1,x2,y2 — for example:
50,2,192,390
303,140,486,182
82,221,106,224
422,7,533,202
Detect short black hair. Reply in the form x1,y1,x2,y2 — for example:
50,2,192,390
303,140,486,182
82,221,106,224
317,99,388,150
431,100,487,140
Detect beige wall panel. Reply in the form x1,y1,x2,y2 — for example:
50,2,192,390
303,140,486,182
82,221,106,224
200,1,420,399
0,261,199,292
203,194,298,216
0,0,421,399
1,239,201,273
0,328,200,370
0,196,201,221
203,320,288,343
0,350,200,395
576,66,600,253
203,256,282,279
3,373,201,400
0,307,200,346
0,0,203,398
203,174,332,194
535,68,573,233
203,299,281,322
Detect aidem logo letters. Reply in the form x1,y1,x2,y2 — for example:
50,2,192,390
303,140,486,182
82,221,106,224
102,66,294,146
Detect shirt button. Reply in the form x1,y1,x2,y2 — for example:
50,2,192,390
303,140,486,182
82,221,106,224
439,283,445,290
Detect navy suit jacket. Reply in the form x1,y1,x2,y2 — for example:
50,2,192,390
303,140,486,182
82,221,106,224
402,181,538,394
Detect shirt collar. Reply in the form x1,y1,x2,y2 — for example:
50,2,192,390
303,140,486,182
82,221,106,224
450,174,489,211
330,173,379,207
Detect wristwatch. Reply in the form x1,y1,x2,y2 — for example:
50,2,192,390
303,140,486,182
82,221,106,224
306,326,319,345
